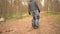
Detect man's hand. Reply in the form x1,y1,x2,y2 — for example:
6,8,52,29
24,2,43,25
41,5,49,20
38,9,40,13
29,12,31,15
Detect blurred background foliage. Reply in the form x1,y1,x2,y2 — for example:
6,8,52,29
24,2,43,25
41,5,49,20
0,0,60,20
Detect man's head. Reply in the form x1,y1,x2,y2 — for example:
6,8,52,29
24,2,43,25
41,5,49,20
30,0,35,2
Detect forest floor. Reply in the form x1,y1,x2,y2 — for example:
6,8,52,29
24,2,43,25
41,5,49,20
0,11,60,34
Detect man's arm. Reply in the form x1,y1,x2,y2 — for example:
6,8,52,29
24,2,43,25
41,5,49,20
35,2,40,13
28,4,31,15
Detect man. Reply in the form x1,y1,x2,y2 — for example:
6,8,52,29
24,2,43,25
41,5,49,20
28,0,40,29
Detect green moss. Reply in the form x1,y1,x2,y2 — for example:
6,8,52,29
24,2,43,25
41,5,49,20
46,12,60,16
5,11,31,20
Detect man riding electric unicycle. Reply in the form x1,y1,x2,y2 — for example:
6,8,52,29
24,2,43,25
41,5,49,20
28,0,40,29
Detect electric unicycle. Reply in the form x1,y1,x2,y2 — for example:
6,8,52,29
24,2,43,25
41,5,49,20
32,16,39,29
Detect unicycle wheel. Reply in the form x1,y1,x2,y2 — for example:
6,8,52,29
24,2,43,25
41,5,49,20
32,23,39,29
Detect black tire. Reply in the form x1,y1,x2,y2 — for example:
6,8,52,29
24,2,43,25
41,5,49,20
32,22,39,29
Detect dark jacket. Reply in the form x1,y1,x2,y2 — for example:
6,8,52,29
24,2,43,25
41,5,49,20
28,1,40,14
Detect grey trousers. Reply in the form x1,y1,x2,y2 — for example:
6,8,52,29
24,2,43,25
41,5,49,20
31,10,39,26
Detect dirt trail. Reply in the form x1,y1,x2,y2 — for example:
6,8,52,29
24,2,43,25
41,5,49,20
0,12,60,34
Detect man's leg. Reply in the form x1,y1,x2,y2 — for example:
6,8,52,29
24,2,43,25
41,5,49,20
32,16,39,29
34,10,39,27
32,10,39,29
